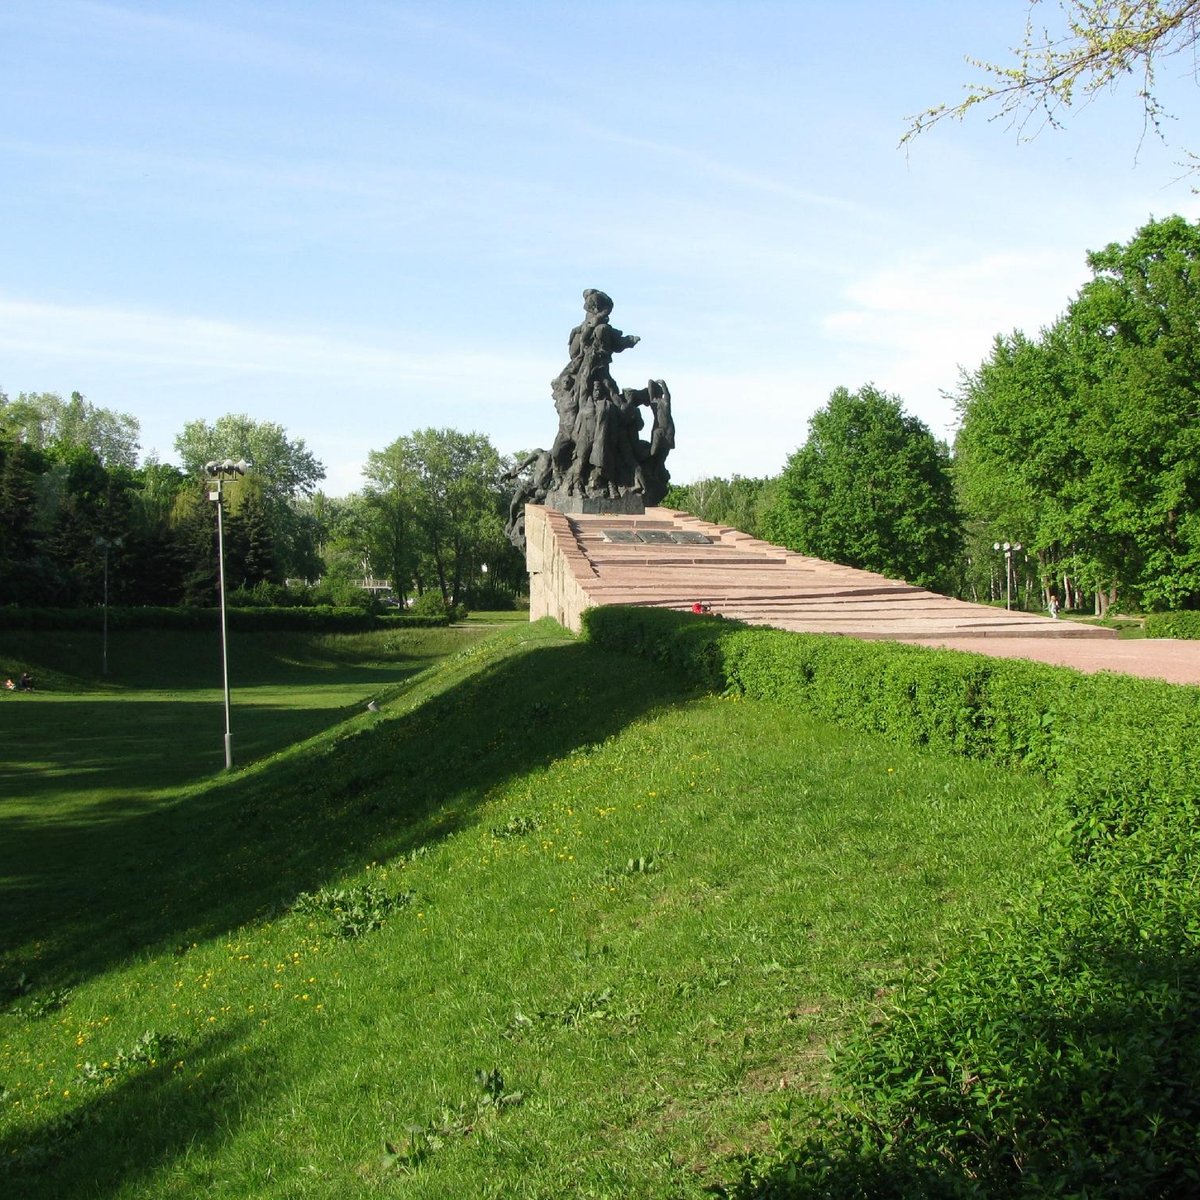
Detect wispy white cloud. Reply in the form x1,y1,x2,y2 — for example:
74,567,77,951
817,247,1095,436
69,0,346,77
0,294,549,384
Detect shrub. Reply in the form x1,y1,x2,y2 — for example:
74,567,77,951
462,582,518,611
581,606,1200,1196
0,605,452,633
581,606,1200,844
409,591,466,622
1145,610,1200,640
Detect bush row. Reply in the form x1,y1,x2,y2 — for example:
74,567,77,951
581,606,1200,850
581,606,1200,1197
1145,610,1200,639
0,606,452,632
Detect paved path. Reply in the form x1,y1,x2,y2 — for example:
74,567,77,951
537,507,1200,687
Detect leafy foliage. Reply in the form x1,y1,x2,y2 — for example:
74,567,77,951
0,390,140,469
955,215,1200,612
663,474,777,538
762,385,962,591
904,0,1200,171
361,428,517,607
0,604,449,632
78,1031,183,1086
291,882,414,939
584,605,1200,1197
1145,609,1200,637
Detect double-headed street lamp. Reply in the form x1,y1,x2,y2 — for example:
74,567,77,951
993,540,1023,611
95,535,124,676
206,459,250,770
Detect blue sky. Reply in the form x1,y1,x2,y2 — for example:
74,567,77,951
3,1,1198,495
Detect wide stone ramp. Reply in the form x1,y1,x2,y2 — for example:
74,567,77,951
526,505,1114,644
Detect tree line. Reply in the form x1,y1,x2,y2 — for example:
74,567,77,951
669,214,1200,615
0,401,523,612
7,214,1200,617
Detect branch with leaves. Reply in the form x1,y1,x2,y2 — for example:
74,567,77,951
903,0,1200,157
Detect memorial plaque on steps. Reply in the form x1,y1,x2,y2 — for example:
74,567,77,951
635,530,676,544
601,529,639,543
669,531,712,545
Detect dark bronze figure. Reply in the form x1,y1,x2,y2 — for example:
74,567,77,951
507,290,674,548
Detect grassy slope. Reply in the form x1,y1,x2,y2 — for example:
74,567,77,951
1,621,1054,1199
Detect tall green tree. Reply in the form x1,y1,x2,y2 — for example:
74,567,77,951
1071,214,1200,607
0,390,140,469
956,215,1200,611
0,439,51,603
174,414,325,580
953,324,1103,607
359,429,509,606
763,385,962,591
405,428,508,606
362,440,421,606
224,477,279,589
173,414,324,508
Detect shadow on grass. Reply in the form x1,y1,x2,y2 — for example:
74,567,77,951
1,636,693,994
0,1021,268,1200
721,935,1200,1199
1,628,452,693
0,694,390,797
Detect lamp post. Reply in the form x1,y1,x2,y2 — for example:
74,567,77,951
95,535,123,676
205,459,249,770
993,541,1022,611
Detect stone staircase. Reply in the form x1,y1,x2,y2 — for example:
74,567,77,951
526,505,1115,644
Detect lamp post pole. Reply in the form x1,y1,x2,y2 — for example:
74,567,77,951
95,535,123,676
206,459,249,770
993,541,1022,611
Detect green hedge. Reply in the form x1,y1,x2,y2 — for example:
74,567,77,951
581,606,1200,846
0,606,452,632
1145,610,1200,639
581,607,1200,1196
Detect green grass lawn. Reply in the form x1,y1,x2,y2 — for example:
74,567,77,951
1,620,1054,1198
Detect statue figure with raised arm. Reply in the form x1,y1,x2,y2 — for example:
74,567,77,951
508,289,674,546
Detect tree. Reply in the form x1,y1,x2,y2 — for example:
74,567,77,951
174,414,325,580
403,428,508,606
224,477,279,589
663,475,778,539
0,390,140,469
359,429,510,606
762,385,962,591
1070,214,1200,606
362,440,421,606
955,215,1200,611
905,1,1200,167
173,414,324,507
0,439,50,603
953,324,1104,608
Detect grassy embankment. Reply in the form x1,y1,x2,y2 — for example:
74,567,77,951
1,619,1053,1198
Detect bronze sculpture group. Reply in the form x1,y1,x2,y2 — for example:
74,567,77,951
505,289,674,549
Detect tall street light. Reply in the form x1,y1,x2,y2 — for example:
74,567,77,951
206,459,249,770
993,540,1022,611
95,535,123,676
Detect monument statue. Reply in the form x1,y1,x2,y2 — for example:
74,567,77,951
506,289,674,548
